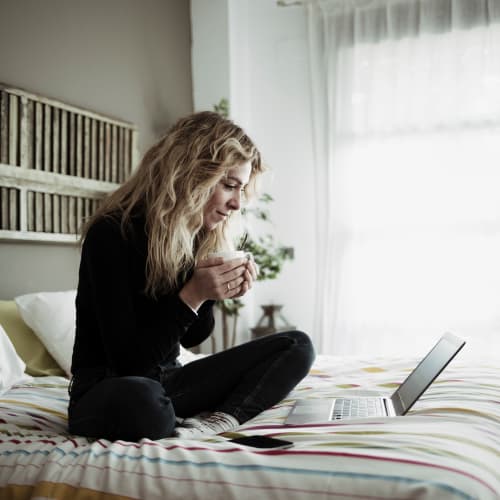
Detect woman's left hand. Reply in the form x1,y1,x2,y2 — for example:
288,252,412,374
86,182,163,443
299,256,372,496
231,257,258,299
179,256,258,311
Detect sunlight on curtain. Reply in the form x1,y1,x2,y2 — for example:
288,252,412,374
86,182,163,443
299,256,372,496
309,0,500,357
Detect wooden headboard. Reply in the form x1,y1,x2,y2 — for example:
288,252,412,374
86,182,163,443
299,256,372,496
0,83,139,243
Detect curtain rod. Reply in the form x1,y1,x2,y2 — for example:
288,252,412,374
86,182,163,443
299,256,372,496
277,0,397,6
277,0,303,5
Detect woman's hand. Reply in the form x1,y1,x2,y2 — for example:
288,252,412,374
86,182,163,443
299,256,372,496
230,257,258,299
179,256,255,311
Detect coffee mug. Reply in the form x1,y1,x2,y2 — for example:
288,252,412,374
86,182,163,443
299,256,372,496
207,250,253,262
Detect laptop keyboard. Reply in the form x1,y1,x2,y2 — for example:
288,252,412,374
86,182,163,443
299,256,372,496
331,397,386,420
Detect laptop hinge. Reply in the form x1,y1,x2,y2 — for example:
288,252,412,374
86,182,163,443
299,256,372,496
384,397,397,417
390,392,405,416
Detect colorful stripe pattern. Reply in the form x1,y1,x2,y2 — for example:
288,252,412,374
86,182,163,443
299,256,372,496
0,356,499,499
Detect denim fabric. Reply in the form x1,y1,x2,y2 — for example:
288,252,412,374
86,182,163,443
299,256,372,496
68,375,176,441
68,330,315,441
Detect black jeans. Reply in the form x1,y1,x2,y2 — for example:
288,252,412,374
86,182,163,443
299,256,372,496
68,330,315,441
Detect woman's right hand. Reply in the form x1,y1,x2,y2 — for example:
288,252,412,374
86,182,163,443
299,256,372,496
179,256,248,312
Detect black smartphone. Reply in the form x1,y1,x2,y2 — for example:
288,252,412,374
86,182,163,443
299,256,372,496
229,435,294,449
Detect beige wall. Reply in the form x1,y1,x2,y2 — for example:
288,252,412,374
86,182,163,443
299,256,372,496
0,0,193,298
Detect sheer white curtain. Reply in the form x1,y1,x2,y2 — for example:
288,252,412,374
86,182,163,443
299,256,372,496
308,0,500,357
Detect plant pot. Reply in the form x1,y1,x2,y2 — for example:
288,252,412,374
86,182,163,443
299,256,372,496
251,304,295,339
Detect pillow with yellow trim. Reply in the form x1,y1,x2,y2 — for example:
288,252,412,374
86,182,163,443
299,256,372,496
15,290,76,376
0,300,66,377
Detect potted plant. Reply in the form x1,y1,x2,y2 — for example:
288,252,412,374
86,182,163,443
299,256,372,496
212,99,293,351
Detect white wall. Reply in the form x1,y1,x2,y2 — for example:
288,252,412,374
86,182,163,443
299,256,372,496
191,0,317,344
0,0,193,299
190,0,230,112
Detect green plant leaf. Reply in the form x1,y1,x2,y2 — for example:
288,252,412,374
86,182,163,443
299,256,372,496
213,98,229,118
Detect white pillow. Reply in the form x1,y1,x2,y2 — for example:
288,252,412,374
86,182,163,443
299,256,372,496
0,324,30,395
15,290,76,376
14,289,201,377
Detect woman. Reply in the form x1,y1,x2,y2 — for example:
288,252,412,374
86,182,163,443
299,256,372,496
68,111,315,441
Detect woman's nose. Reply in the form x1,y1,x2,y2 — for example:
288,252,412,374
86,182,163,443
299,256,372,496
228,191,241,210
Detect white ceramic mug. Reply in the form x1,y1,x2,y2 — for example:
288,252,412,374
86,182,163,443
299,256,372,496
207,250,253,262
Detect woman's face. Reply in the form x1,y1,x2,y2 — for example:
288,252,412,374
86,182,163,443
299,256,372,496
203,161,252,231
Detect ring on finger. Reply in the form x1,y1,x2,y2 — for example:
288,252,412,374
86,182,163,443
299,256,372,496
227,282,231,292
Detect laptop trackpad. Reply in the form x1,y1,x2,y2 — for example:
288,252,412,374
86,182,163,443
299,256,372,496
286,399,334,425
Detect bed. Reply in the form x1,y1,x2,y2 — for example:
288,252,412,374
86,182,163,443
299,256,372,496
0,293,499,500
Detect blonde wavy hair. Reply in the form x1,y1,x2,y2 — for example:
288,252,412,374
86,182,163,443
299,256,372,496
81,111,264,297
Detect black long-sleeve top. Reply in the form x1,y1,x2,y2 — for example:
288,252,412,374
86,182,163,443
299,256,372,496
70,214,215,377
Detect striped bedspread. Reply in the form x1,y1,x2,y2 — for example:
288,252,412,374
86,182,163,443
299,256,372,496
0,354,499,500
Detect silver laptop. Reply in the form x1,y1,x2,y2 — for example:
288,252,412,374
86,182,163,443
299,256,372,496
286,332,465,424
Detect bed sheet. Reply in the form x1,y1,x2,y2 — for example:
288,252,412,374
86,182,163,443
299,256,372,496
0,355,499,500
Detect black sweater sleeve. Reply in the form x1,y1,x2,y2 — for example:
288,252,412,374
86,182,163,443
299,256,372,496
180,300,216,348
71,216,215,376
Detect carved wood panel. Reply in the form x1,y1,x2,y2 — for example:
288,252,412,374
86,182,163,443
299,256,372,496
0,83,139,243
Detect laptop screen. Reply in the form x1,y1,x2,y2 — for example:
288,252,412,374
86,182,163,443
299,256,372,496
392,333,465,414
